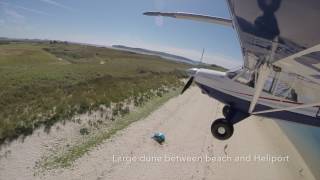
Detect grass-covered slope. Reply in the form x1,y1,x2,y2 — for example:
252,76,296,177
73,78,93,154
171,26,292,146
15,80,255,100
0,41,190,143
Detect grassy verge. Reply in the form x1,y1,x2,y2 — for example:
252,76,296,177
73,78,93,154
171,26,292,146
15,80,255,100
37,89,180,170
0,40,225,145
0,42,189,144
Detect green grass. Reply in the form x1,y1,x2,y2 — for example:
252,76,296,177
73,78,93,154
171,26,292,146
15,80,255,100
0,41,190,143
38,89,180,170
0,40,226,144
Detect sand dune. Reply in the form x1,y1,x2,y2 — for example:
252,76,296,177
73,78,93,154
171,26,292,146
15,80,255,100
0,87,315,180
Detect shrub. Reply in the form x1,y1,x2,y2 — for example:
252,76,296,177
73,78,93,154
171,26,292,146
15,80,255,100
78,101,89,114
156,91,163,97
112,108,118,117
80,127,90,135
119,106,130,116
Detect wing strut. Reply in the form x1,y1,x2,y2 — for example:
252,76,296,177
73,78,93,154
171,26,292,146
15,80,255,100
252,102,320,115
248,37,278,113
248,63,270,113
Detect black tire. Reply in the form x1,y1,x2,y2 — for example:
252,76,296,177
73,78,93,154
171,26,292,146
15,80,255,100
222,105,232,118
211,118,234,140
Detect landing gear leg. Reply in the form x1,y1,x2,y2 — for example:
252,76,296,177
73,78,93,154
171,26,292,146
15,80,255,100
222,105,233,119
211,106,249,140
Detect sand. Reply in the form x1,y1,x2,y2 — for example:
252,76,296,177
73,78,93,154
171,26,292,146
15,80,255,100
0,87,316,180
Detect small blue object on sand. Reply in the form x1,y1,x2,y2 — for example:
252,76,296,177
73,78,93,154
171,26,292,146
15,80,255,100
152,132,165,144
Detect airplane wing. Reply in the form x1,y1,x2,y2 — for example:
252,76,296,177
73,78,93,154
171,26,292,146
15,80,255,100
143,12,233,28
144,0,320,114
226,0,320,84
226,0,320,112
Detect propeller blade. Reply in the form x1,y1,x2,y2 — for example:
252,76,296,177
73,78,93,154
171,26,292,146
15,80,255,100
181,77,194,94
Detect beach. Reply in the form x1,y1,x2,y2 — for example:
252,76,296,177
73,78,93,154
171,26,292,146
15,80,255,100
0,87,315,180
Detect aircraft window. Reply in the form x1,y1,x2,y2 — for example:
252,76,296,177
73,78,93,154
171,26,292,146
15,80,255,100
261,71,300,103
274,86,298,102
272,73,299,102
274,84,290,98
247,74,255,88
263,71,277,93
288,89,298,102
286,76,320,103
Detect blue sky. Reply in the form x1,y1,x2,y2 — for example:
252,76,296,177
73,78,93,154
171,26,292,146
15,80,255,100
0,0,242,68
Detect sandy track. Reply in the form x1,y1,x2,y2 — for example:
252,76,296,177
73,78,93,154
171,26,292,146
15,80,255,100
1,87,316,180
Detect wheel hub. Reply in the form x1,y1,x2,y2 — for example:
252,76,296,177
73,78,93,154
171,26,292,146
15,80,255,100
218,127,226,134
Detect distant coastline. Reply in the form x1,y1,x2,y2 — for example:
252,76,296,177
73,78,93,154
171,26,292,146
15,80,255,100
111,45,198,65
111,45,227,71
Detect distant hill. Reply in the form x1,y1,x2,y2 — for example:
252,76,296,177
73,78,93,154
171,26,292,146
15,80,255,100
112,45,199,65
0,38,227,70
112,45,227,71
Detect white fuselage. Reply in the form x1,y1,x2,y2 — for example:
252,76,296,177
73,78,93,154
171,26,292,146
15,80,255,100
193,68,319,118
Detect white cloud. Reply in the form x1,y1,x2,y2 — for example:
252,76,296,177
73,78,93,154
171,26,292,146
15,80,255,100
4,8,25,20
0,2,51,17
16,5,52,16
39,0,73,11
